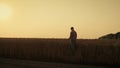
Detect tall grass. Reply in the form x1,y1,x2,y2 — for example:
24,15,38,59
0,38,120,66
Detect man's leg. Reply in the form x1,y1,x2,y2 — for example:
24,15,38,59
70,40,76,55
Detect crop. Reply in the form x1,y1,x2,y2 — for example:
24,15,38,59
0,38,120,66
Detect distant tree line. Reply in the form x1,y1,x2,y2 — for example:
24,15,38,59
99,32,120,39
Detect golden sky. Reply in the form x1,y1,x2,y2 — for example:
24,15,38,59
0,0,120,39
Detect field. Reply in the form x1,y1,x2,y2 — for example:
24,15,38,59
0,38,120,66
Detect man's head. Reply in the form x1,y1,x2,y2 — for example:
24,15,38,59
71,27,74,30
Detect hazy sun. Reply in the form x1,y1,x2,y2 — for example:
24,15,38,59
0,4,12,20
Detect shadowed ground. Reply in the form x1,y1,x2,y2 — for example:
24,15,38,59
0,58,112,68
0,38,119,67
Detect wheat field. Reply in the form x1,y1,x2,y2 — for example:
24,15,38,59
0,38,120,66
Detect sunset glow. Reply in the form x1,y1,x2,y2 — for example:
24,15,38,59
0,3,12,20
0,0,120,39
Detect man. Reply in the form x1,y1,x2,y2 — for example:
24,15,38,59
69,27,77,54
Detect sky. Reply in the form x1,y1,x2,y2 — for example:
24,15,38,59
0,0,120,39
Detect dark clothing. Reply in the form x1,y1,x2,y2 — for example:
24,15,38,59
70,30,77,40
69,30,77,55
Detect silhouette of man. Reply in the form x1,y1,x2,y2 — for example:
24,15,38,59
69,27,77,55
